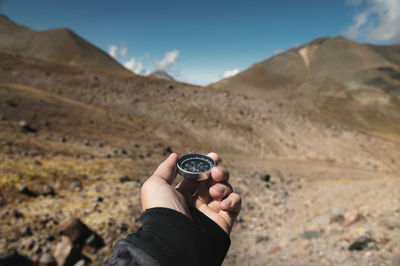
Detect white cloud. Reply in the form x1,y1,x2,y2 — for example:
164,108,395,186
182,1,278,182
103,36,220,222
108,45,118,58
124,57,145,74
345,0,400,42
108,45,128,58
222,68,240,79
119,47,128,57
154,50,180,71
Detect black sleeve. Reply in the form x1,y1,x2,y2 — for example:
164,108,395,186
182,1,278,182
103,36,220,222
106,204,231,266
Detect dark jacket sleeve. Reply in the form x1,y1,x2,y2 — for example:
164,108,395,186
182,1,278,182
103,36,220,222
105,204,231,266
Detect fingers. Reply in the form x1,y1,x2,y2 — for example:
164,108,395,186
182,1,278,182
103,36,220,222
220,193,242,231
151,153,178,184
210,166,229,183
220,193,241,212
209,182,232,200
207,152,220,165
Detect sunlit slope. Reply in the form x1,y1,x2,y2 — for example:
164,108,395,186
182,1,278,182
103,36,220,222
0,14,129,73
211,36,400,143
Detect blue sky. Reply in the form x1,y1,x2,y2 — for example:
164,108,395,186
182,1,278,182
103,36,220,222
1,0,399,85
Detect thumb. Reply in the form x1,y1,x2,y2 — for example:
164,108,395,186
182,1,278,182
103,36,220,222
152,153,178,184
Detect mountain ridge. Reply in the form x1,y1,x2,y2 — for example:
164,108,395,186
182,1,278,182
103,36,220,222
211,36,400,142
0,14,129,73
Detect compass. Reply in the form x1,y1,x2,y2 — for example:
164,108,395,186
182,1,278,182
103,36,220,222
177,153,216,181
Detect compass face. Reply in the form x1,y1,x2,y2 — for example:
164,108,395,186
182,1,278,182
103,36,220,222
177,154,215,180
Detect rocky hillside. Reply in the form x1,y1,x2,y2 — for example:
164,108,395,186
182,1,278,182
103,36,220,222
0,15,129,73
0,17,399,265
212,36,400,143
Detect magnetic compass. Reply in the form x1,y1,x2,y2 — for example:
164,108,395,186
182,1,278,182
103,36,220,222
177,153,216,181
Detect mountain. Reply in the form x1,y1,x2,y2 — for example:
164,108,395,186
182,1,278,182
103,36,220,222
150,70,175,80
0,14,129,73
211,36,400,143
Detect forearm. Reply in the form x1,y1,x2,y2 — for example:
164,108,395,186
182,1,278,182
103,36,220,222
106,205,231,266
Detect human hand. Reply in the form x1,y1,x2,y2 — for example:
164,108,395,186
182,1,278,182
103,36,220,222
141,152,241,234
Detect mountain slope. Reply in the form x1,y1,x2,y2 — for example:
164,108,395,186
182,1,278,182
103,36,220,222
0,14,129,73
211,36,400,143
150,70,175,80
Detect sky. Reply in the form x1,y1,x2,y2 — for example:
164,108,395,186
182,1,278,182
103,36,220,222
1,0,399,85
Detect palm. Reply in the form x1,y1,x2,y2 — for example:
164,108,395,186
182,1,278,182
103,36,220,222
141,153,241,235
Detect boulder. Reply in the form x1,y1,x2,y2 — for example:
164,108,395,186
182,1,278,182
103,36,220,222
53,236,81,266
58,217,104,248
39,252,57,266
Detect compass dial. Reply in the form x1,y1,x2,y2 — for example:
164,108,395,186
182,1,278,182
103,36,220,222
177,154,215,181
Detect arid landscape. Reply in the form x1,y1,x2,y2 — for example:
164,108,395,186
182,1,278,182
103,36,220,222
0,14,400,265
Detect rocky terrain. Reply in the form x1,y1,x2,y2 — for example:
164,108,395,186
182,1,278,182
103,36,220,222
0,15,399,265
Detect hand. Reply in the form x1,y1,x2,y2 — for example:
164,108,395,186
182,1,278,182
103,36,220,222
141,152,241,234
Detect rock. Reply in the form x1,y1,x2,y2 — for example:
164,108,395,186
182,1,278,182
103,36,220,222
119,175,131,183
21,238,35,250
380,218,400,230
59,217,104,248
300,230,321,240
392,253,400,266
103,152,112,158
94,196,103,202
73,259,86,266
18,120,37,133
39,253,57,266
344,210,364,226
0,248,32,265
20,225,32,236
85,232,105,248
260,174,270,183
330,214,344,223
164,146,173,154
59,218,92,245
255,234,269,243
45,234,56,241
11,209,24,219
348,236,377,251
53,236,82,266
16,183,37,197
42,185,55,196
16,183,29,193
311,214,330,225
33,243,42,254
6,100,18,107
69,182,82,191
33,160,42,166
